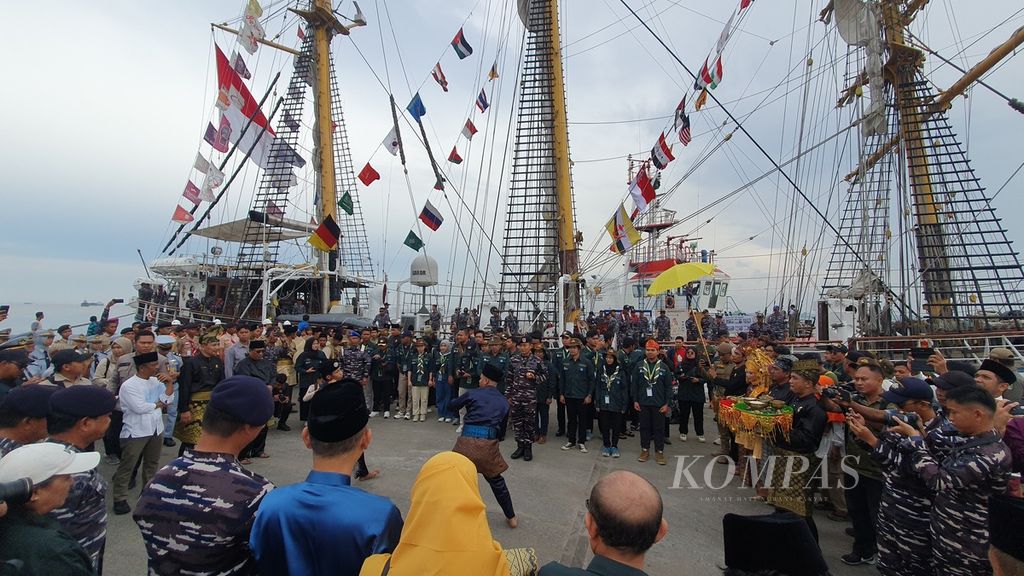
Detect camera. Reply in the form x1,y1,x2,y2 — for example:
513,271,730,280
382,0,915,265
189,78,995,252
0,478,33,506
884,409,921,428
822,385,854,402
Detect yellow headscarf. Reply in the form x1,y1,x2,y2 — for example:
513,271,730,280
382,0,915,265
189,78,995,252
360,451,510,576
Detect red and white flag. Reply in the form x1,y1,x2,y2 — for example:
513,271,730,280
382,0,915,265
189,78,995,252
215,45,303,169
462,119,478,140
172,205,195,224
183,181,201,205
238,16,265,55
297,26,306,41
431,62,449,92
678,115,692,146
629,166,657,214
650,132,675,169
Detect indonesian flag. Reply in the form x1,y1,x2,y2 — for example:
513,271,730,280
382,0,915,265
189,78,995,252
419,199,444,231
172,205,195,224
215,45,304,170
297,26,306,41
431,62,449,92
629,166,657,214
448,146,463,164
650,132,675,170
462,119,478,140
451,27,473,59
358,162,380,186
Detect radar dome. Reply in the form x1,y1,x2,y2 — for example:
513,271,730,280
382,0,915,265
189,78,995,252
410,254,439,287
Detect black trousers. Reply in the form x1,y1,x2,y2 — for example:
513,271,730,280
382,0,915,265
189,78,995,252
556,400,566,434
638,405,666,452
354,454,371,478
299,385,312,421
598,411,622,448
275,386,294,427
371,379,392,412
678,400,704,435
845,474,883,557
536,400,550,436
241,426,268,459
585,402,596,434
564,398,587,445
485,474,515,519
103,410,124,457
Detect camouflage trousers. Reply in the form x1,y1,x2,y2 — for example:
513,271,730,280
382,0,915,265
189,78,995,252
508,385,537,444
875,495,931,576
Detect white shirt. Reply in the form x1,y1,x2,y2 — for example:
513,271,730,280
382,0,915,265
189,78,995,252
119,375,172,439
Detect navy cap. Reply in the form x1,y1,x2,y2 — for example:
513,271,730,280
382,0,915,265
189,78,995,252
210,376,274,426
2,385,58,418
320,360,342,378
401,330,413,338
49,385,116,418
348,330,361,338
929,370,976,391
308,381,368,442
52,349,90,371
883,377,934,404
0,349,30,368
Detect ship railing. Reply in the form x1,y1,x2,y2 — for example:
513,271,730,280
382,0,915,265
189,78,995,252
849,330,1024,362
135,299,247,326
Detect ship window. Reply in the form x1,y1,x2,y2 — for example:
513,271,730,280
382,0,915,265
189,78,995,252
720,283,728,296
711,282,720,296
703,283,711,296
634,284,646,298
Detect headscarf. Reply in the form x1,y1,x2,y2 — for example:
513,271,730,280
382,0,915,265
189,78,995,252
112,337,133,359
295,336,320,365
359,452,510,576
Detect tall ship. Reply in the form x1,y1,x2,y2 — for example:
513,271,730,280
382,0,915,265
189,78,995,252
137,0,1023,357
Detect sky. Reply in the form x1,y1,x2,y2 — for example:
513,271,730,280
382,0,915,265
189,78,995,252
2,0,1022,314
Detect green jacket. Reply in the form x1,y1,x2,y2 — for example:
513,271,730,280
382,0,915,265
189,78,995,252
0,508,94,576
559,356,595,399
409,351,435,386
631,359,673,407
596,366,628,413
539,554,649,576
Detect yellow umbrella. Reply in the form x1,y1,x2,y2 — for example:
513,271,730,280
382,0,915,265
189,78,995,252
646,262,715,296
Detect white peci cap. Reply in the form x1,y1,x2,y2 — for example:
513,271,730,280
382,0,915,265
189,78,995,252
213,319,222,325
262,319,273,326
0,442,100,485
171,319,182,326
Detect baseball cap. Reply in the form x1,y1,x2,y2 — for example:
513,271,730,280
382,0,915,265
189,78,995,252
990,348,1015,362
882,377,934,404
0,442,100,485
154,335,175,346
929,370,976,390
51,349,90,371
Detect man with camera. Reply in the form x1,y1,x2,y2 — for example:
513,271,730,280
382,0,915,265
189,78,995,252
847,377,938,576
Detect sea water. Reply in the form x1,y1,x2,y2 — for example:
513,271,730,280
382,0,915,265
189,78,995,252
2,302,137,336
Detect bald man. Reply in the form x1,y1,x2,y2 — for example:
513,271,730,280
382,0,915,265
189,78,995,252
539,471,668,575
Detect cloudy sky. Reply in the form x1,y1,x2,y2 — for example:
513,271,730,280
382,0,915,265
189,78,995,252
3,0,1021,315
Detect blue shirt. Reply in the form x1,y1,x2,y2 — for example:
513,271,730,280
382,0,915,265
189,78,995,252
449,386,509,427
250,470,403,576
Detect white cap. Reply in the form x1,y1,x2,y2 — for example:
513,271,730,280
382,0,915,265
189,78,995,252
213,319,222,325
0,442,100,485
155,335,176,346
283,321,292,326
171,319,182,326
262,318,273,326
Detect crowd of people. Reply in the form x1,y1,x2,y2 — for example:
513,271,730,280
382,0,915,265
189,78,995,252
0,302,1023,575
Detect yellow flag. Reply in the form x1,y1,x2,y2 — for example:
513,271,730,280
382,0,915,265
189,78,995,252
695,88,708,111
246,0,263,18
488,61,499,81
605,203,641,254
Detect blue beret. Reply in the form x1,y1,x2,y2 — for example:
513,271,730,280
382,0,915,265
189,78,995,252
210,376,274,426
50,386,116,418
2,385,58,418
348,330,361,338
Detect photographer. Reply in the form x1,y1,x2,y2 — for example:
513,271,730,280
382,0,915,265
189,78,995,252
0,442,101,575
847,377,938,576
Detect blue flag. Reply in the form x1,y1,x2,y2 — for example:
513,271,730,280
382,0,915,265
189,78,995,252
407,93,427,121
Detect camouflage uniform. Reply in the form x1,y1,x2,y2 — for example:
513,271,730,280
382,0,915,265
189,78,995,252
747,319,769,339
766,311,787,340
871,421,942,576
702,356,737,455
714,317,730,340
699,313,715,341
685,317,698,341
0,437,21,457
504,353,544,444
134,449,273,576
654,315,671,341
900,429,1011,576
339,345,370,383
48,440,107,574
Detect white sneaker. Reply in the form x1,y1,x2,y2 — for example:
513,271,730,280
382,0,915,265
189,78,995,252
577,444,588,454
438,417,445,422
561,442,574,450
404,413,411,420
698,436,706,443
456,425,464,434
679,434,688,442
713,438,721,445
383,411,390,418
369,411,379,418
444,417,453,423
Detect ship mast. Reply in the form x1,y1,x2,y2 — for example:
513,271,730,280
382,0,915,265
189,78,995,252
548,0,578,280
292,0,349,312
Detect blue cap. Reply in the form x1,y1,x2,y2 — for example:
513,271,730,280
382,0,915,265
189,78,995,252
883,377,934,404
348,330,361,338
210,376,274,426
297,321,310,332
2,385,58,418
50,385,116,418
